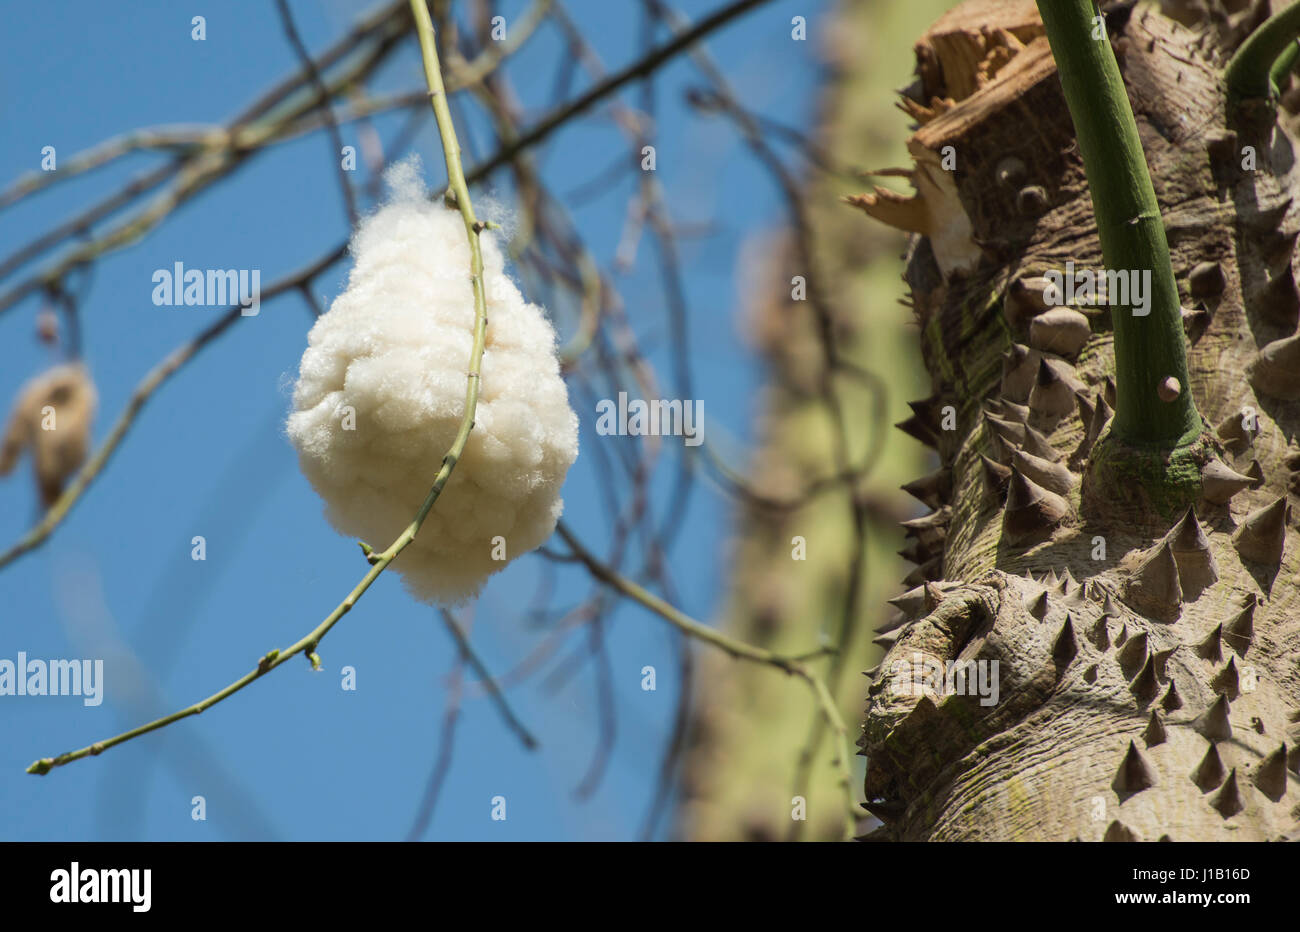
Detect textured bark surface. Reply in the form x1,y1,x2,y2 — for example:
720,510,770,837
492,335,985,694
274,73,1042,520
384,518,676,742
853,0,1300,841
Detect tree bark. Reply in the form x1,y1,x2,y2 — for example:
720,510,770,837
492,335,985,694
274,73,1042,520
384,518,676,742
851,0,1300,841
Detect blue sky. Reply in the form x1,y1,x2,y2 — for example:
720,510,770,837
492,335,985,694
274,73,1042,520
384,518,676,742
0,0,828,840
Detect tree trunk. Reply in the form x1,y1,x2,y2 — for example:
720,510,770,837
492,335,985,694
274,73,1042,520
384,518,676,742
851,0,1300,841
677,0,948,841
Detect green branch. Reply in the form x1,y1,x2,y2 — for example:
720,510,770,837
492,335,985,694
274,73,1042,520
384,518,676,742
555,521,857,840
1269,38,1300,93
26,0,490,776
1036,0,1200,447
1227,1,1300,102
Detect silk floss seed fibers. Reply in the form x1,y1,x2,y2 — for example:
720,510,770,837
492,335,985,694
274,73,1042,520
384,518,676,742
286,158,579,604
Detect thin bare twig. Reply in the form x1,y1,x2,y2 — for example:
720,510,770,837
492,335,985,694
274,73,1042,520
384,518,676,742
274,0,360,225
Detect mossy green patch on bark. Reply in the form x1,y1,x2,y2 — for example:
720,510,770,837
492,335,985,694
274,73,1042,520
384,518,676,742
1082,425,1216,528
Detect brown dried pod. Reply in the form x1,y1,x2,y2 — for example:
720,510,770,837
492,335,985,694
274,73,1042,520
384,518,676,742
0,363,97,507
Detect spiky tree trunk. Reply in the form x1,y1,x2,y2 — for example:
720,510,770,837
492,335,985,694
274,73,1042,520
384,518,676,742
852,0,1300,841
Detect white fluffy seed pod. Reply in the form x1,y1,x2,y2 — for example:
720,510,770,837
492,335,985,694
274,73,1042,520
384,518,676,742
286,159,579,604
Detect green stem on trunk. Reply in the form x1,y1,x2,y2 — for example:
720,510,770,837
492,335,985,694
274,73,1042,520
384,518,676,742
1269,39,1300,93
1036,0,1200,449
1227,1,1300,102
